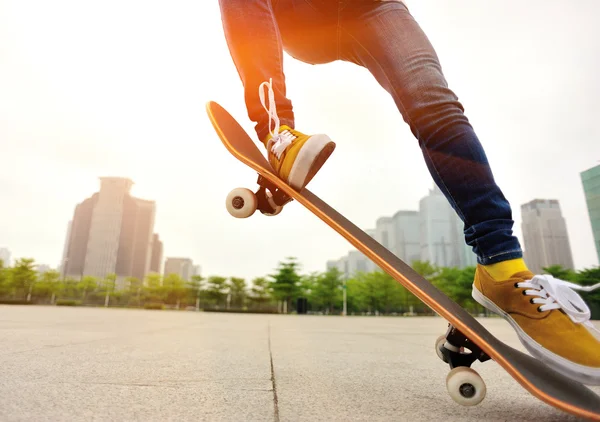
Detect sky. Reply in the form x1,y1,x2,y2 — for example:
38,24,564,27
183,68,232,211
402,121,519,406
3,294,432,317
1,0,599,282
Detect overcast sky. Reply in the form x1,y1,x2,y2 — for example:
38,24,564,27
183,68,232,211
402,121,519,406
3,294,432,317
1,0,599,281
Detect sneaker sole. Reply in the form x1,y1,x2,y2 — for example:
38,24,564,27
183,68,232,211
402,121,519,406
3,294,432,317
472,286,600,385
288,135,336,190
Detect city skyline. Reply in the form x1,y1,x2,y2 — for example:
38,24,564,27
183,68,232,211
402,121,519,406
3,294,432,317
328,185,478,279
60,177,157,289
4,170,596,285
1,0,599,282
52,177,204,287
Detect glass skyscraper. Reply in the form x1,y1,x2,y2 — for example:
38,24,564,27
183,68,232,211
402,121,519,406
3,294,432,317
581,164,600,265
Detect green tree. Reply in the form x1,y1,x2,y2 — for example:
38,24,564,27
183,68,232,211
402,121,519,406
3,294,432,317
543,265,577,281
188,275,204,311
269,257,303,313
78,276,98,303
345,275,367,314
206,276,228,308
372,271,404,314
144,273,163,303
575,267,600,319
10,258,37,301
163,273,186,309
299,272,319,311
411,260,439,279
103,273,117,307
33,269,61,303
349,272,385,314
59,278,79,300
248,277,272,310
228,277,247,309
452,267,480,310
312,267,343,314
126,276,142,306
0,260,10,298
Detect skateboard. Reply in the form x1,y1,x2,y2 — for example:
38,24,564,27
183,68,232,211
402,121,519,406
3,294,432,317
206,100,600,420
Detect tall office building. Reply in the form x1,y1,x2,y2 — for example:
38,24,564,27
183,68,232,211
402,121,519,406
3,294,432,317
164,257,195,281
521,199,574,274
0,247,11,267
327,229,377,279
375,217,394,251
59,221,72,278
328,250,371,280
392,210,421,265
61,177,156,288
0,248,11,267
149,234,163,274
364,229,377,272
456,216,478,268
581,164,600,265
419,185,473,268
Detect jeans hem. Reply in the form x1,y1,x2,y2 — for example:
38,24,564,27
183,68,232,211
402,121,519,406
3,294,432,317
478,249,523,266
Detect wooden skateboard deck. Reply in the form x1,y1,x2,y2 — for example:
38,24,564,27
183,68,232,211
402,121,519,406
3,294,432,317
206,100,600,420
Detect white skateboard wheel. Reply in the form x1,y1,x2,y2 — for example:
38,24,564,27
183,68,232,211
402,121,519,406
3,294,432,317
226,188,257,218
446,366,486,406
435,335,448,363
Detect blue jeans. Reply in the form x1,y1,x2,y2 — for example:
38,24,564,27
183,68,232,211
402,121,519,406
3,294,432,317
218,0,523,265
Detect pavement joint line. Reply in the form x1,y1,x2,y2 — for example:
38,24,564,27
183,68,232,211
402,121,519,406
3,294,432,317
268,321,280,422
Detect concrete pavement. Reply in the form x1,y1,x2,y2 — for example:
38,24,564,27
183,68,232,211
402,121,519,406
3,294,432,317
0,305,598,421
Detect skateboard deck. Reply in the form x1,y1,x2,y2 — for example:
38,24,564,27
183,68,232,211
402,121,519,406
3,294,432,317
206,100,600,420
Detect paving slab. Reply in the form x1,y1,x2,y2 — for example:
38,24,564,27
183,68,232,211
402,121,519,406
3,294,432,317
269,315,600,421
0,307,274,421
0,305,598,421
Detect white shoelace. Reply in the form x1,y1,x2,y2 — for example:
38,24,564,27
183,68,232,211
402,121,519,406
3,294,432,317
259,78,295,160
517,274,600,328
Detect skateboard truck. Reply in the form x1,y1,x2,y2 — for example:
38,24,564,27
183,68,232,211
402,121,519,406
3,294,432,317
438,324,491,369
256,175,292,209
224,174,293,219
435,324,491,407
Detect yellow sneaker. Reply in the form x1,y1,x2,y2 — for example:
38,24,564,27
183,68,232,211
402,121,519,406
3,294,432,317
472,265,600,385
263,125,335,190
258,78,335,190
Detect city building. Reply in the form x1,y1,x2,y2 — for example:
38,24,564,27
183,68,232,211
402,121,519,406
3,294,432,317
59,221,72,278
36,264,51,274
326,184,477,275
375,217,394,252
581,164,600,265
61,177,158,289
392,210,421,265
419,185,475,268
327,250,372,280
149,234,163,274
0,247,10,267
521,199,574,274
163,257,196,281
364,229,377,272
326,258,345,275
